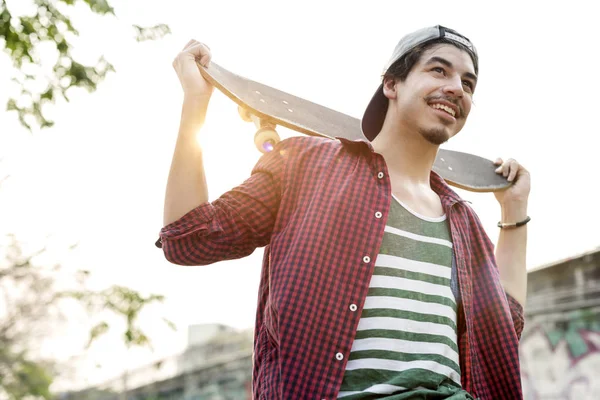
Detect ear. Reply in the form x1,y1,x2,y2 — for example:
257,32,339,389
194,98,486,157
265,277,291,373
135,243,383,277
382,76,398,100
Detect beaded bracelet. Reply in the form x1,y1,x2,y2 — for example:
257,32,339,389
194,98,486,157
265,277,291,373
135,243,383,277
497,216,531,229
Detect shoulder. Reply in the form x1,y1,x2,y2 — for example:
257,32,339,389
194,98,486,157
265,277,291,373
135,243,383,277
269,135,350,163
252,136,343,174
455,200,483,224
454,200,494,246
276,135,344,152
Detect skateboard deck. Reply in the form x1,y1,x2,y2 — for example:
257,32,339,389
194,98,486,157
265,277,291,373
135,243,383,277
198,61,511,193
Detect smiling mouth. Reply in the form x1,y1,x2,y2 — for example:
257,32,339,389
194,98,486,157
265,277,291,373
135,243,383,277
430,103,457,118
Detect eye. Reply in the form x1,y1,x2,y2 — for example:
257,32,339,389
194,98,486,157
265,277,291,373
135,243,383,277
462,80,474,92
432,66,445,74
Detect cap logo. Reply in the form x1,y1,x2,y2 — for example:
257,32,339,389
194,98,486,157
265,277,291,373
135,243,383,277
444,32,474,51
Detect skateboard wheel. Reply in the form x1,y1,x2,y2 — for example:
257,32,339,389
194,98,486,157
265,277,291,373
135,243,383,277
254,127,280,153
238,105,253,122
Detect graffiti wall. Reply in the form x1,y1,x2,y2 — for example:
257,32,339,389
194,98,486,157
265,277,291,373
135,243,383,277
520,310,600,400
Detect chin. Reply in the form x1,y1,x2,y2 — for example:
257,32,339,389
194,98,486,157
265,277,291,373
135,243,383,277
419,127,452,145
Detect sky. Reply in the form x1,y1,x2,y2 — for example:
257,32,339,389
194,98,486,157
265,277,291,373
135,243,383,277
1,0,599,390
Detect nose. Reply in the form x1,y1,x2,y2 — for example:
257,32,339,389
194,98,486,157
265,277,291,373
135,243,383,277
442,75,464,98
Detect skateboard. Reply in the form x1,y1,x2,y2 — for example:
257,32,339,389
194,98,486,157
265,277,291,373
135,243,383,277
198,61,511,193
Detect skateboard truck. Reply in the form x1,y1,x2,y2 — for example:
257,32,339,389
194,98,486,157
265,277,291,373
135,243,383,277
238,105,281,153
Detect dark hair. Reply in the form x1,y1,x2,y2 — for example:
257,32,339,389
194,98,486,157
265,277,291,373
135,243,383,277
384,36,478,83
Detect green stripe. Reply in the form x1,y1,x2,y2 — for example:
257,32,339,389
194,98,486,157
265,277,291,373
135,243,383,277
387,200,452,242
379,233,453,266
339,368,462,393
361,308,457,331
369,269,452,288
349,350,460,374
354,329,459,353
338,388,471,400
338,385,471,400
367,288,456,309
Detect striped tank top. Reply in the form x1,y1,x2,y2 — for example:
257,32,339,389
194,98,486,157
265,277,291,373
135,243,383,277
337,195,473,399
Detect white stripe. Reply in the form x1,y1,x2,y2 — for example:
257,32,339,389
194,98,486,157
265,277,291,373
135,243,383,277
350,337,459,366
384,225,452,248
337,384,409,398
363,295,456,322
392,194,447,222
375,254,451,279
344,358,461,385
369,275,455,300
357,317,457,341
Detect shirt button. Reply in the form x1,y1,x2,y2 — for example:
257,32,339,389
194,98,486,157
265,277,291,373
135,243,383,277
377,172,384,179
363,256,371,264
336,352,344,361
375,211,382,219
349,304,357,312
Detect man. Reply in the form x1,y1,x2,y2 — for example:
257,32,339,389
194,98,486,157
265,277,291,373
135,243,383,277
158,26,530,399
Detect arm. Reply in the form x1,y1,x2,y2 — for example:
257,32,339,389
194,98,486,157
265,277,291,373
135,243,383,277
493,158,531,307
495,200,528,305
158,146,285,266
159,39,285,265
496,198,528,340
164,40,213,226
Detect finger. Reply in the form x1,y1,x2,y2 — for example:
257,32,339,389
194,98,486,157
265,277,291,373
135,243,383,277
186,42,212,66
184,40,210,52
507,160,520,182
173,40,200,67
500,159,515,179
182,39,196,51
495,158,504,173
199,53,211,67
503,162,510,177
496,160,511,178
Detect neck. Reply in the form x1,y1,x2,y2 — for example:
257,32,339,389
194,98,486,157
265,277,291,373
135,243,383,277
371,122,439,187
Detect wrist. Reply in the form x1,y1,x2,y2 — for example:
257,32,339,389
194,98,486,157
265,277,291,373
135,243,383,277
183,94,211,110
498,216,530,229
500,200,528,222
181,96,210,126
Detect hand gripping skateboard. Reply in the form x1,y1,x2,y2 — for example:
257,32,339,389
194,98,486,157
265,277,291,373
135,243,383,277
198,61,511,193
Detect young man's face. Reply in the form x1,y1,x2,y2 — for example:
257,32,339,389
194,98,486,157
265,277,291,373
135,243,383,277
385,44,477,145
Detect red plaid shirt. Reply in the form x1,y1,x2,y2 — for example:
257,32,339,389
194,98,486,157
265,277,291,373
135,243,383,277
158,136,524,399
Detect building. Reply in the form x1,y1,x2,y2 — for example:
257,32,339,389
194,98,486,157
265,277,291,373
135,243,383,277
519,247,600,399
64,324,253,400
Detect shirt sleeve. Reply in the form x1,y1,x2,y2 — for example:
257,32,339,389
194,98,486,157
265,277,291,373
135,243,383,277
156,139,289,266
506,292,525,340
462,201,526,341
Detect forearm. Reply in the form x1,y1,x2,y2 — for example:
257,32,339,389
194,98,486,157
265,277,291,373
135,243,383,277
495,201,528,305
163,96,211,226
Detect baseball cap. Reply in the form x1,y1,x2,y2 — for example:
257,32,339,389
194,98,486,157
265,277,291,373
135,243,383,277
361,25,478,141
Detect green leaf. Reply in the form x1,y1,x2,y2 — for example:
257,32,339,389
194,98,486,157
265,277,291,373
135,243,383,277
87,321,110,348
40,87,54,101
6,98,17,111
81,0,115,15
133,23,171,42
163,317,177,331
2,0,169,131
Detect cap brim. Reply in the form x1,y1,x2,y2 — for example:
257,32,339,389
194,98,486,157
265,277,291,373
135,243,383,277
361,83,388,141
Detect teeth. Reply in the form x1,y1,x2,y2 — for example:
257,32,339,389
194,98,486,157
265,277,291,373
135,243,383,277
431,103,456,117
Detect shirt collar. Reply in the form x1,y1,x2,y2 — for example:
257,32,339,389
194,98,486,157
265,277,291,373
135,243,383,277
430,170,464,208
336,136,465,208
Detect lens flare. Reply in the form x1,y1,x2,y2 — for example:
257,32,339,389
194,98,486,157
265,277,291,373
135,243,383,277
262,140,275,152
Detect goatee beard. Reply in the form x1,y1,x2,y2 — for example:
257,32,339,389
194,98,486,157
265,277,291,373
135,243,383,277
419,127,450,145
